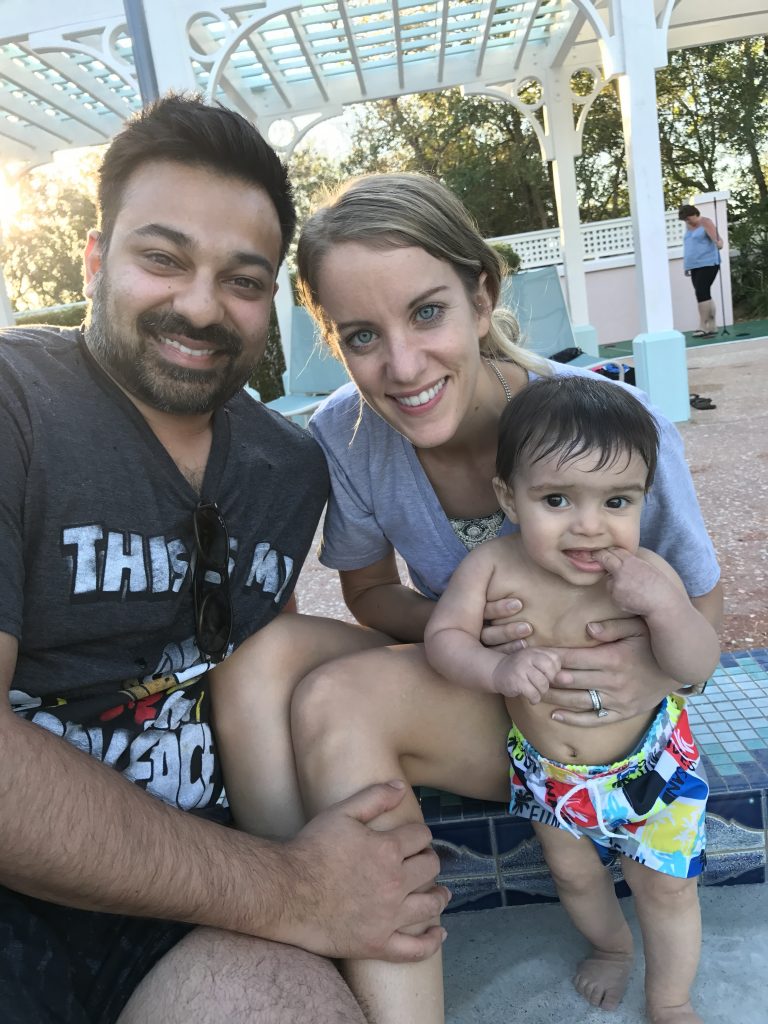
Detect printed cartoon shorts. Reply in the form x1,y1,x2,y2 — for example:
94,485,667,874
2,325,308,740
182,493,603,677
507,694,708,878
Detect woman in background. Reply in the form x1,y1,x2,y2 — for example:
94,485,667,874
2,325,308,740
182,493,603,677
678,203,723,338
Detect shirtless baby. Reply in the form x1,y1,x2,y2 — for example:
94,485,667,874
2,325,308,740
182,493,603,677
425,374,719,1024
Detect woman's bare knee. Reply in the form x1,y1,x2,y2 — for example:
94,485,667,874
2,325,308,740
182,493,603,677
292,659,368,747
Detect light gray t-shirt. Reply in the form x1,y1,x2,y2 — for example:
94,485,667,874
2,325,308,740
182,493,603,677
308,362,720,601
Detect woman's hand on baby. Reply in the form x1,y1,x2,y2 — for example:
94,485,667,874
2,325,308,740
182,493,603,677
592,547,676,619
480,597,533,652
542,619,674,726
490,648,561,705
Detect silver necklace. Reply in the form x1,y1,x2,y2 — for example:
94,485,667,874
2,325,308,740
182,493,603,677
488,360,513,403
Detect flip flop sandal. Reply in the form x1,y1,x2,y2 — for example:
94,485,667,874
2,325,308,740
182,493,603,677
691,330,707,337
690,394,717,410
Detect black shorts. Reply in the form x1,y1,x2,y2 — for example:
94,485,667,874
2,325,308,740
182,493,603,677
0,886,194,1024
690,264,719,302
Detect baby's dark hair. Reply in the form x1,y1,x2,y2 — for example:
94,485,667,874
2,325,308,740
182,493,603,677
496,375,660,490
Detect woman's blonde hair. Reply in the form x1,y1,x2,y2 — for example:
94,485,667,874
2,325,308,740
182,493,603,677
296,172,548,374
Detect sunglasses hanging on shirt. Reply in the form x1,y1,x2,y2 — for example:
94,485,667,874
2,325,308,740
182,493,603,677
192,500,233,662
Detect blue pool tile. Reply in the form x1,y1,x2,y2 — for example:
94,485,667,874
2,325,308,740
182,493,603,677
732,750,755,763
704,863,765,888
493,816,536,855
707,792,764,830
503,888,560,908
443,885,503,914
431,819,495,857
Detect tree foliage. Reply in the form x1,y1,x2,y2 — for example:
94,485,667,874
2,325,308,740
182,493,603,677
656,38,768,210
341,89,555,236
575,78,628,220
2,155,99,311
289,145,344,233
4,36,768,336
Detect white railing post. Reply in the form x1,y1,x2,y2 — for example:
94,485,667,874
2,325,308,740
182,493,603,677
543,69,598,354
0,265,15,327
602,0,689,421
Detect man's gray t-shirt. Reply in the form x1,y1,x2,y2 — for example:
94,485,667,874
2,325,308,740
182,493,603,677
0,326,329,811
309,362,719,601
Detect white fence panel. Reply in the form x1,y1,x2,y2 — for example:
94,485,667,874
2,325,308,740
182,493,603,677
490,210,686,269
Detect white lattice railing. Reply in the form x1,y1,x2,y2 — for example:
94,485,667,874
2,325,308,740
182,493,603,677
490,211,686,270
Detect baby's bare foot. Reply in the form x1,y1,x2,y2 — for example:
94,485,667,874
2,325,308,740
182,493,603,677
573,949,633,1010
648,1001,702,1024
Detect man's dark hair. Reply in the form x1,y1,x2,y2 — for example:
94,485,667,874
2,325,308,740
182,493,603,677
97,93,296,262
496,375,660,491
678,204,700,220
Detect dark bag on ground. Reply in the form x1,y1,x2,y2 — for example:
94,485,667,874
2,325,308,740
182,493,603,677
594,362,636,386
550,346,583,363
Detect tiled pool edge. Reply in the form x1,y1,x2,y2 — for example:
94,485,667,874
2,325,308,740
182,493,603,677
422,649,768,912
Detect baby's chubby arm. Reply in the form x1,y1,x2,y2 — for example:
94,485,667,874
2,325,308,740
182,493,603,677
424,545,560,705
593,547,720,684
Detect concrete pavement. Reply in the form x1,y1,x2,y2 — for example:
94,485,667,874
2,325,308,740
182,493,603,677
443,883,767,1022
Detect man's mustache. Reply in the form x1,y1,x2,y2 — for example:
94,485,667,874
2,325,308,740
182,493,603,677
138,310,243,355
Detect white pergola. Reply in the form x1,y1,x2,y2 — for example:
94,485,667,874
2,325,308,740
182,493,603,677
2,1,768,419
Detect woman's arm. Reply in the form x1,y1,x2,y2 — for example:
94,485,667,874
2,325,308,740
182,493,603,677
340,553,436,642
692,583,724,630
701,216,724,249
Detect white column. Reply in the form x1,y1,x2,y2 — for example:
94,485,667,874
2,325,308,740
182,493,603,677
607,0,689,422
0,266,14,326
543,70,598,354
274,264,294,378
141,2,199,93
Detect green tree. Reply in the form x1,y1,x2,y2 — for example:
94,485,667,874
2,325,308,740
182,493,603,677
575,78,629,220
246,147,346,402
653,37,768,319
1,154,99,311
656,39,768,210
289,145,344,236
341,90,555,236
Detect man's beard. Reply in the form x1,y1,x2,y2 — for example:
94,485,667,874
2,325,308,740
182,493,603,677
85,274,262,414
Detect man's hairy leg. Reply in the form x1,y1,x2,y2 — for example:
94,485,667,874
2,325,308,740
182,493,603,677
0,621,447,965
117,927,367,1024
293,643,510,1024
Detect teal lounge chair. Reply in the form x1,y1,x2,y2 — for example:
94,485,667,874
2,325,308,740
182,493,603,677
501,265,605,369
266,306,349,425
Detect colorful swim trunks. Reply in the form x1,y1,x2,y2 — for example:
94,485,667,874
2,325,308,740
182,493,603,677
507,695,708,878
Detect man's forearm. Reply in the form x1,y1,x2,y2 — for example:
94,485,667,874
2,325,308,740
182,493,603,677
0,706,449,964
0,709,287,935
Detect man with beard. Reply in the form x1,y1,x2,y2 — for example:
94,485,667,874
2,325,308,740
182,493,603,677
0,95,447,1023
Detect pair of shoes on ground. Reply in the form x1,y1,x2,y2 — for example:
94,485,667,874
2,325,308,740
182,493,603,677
691,329,717,338
690,393,717,410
